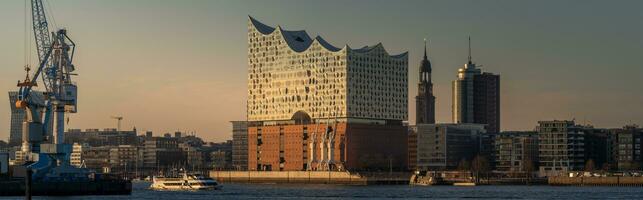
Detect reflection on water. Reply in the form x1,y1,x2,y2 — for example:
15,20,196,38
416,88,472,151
5,182,643,200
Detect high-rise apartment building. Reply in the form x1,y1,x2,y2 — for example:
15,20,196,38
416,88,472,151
246,17,409,171
452,38,500,133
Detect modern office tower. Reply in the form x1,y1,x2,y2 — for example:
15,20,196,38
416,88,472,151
246,17,408,171
7,91,47,147
415,123,486,170
416,40,435,124
473,73,500,133
231,121,248,170
494,131,539,172
537,120,586,176
452,38,500,133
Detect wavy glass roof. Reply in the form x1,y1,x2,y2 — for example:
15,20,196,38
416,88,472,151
249,16,407,58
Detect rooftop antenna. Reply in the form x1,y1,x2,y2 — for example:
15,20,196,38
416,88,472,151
468,36,472,64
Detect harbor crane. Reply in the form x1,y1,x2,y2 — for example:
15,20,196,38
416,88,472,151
111,116,123,131
15,0,86,181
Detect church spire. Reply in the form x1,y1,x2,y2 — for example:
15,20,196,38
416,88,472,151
419,38,432,74
423,38,428,60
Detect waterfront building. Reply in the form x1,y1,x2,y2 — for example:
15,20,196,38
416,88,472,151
583,127,611,170
246,17,409,171
537,120,586,176
451,38,500,133
611,125,643,170
538,120,616,175
415,123,486,170
231,121,248,170
494,131,539,172
8,91,48,147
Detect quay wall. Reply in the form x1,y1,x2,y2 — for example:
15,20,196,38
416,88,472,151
549,177,643,186
209,171,410,185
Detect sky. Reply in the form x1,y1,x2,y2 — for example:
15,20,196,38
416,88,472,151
1,0,642,142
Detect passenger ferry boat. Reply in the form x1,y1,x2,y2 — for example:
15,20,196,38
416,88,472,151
150,172,221,190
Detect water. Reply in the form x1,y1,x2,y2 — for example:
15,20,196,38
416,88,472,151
6,182,643,199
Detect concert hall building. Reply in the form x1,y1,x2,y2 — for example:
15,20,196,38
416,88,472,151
246,17,409,171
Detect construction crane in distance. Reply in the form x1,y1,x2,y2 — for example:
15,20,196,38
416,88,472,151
111,116,123,131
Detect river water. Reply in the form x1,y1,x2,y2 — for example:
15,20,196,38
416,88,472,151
6,182,643,199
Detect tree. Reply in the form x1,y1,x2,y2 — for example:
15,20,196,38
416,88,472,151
471,155,491,183
521,157,535,179
457,158,470,171
629,162,641,171
585,159,595,172
601,163,611,171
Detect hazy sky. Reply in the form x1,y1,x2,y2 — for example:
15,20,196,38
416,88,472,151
1,0,642,142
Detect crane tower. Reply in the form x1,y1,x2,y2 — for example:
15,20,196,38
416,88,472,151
15,0,82,180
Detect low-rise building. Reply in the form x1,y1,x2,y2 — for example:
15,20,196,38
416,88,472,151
210,150,230,170
83,146,111,172
109,145,141,173
70,143,89,167
65,128,138,147
143,137,186,170
180,143,204,169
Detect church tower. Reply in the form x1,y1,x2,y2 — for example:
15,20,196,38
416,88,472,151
416,39,436,124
